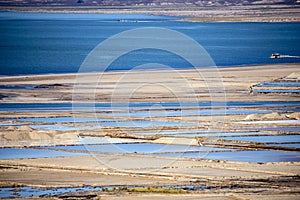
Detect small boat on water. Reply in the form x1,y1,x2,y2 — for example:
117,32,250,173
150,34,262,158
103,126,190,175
270,53,280,59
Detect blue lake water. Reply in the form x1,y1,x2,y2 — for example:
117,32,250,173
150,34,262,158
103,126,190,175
256,82,300,87
16,117,199,127
252,89,300,93
0,148,88,159
43,143,230,153
108,109,268,117
17,116,99,123
30,124,96,131
1,12,300,75
1,101,299,112
267,143,300,148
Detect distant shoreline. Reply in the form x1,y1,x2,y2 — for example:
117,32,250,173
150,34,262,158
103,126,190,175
0,63,299,77
1,5,300,22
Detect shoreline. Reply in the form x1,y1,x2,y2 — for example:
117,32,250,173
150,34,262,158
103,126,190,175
1,5,300,22
0,64,299,103
0,63,299,78
0,10,299,198
0,63,299,199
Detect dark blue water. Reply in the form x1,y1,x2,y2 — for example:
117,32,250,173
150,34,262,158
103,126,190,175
1,101,300,111
1,12,299,75
256,82,300,87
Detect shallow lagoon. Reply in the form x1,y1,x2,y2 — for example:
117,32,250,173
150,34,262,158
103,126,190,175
252,89,300,93
154,150,300,162
0,148,88,160
1,101,300,112
44,143,231,154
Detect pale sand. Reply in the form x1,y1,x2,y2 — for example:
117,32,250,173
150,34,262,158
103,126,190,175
1,155,299,182
0,64,299,103
0,155,299,198
0,64,299,198
0,167,172,188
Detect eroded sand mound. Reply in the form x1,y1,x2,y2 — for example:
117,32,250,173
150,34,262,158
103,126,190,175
1,125,78,146
6,126,18,131
244,112,288,121
18,125,32,131
287,112,300,120
285,72,300,79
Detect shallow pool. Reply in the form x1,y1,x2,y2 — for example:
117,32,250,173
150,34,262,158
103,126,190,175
2,102,300,112
256,82,300,87
30,124,96,131
154,150,300,162
44,143,231,154
17,117,105,123
0,148,88,160
98,120,199,127
108,109,269,118
252,89,300,93
0,84,35,90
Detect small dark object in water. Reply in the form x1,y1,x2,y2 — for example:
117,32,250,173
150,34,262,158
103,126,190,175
270,53,280,59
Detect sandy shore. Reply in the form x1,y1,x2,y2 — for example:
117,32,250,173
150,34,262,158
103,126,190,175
0,64,299,103
1,155,299,199
0,64,299,199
